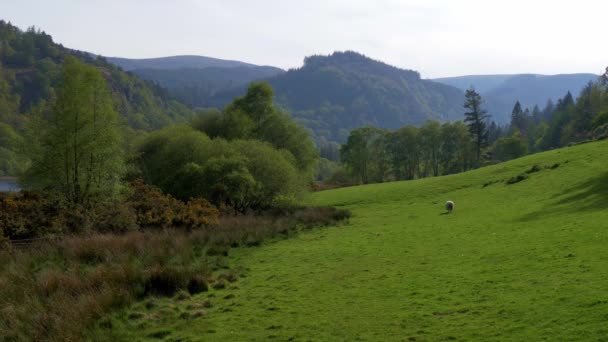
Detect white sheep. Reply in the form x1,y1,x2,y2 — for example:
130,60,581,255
445,200,454,213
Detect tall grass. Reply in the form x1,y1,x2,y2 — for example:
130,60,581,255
0,207,350,341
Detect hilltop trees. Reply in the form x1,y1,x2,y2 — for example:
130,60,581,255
463,88,490,165
339,121,475,184
24,57,125,205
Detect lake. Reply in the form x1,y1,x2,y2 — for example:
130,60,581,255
0,178,20,192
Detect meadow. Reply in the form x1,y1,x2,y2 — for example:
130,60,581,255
100,140,608,341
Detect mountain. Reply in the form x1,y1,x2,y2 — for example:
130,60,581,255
103,55,285,108
435,73,598,123
433,75,514,94
210,51,466,143
129,66,284,108
0,20,196,175
105,55,262,71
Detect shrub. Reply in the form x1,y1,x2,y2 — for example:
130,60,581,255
92,202,138,234
126,180,219,232
293,207,351,227
187,275,209,295
506,174,528,185
525,165,541,174
144,266,186,297
218,271,238,283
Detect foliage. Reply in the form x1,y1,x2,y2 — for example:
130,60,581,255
194,82,319,179
126,180,218,231
0,20,195,176
135,124,305,212
0,181,218,240
463,87,490,164
23,57,125,205
340,126,387,184
339,121,475,184
492,134,529,161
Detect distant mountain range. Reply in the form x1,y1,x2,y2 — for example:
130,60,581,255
104,55,284,107
106,55,272,71
434,73,598,123
107,53,600,141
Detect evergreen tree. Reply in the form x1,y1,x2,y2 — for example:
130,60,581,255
463,88,490,165
531,105,542,123
510,101,526,133
541,99,555,121
601,66,608,86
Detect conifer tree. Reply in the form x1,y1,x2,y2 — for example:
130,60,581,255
463,88,490,165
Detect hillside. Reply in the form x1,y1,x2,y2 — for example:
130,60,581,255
103,139,608,340
129,66,284,108
0,21,195,175
210,51,466,143
435,73,598,122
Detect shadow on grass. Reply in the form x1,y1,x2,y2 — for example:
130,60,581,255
518,172,608,222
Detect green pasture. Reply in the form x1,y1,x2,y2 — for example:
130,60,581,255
102,140,608,341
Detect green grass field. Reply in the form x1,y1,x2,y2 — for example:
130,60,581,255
102,140,608,341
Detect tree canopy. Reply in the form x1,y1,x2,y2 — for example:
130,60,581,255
23,57,125,205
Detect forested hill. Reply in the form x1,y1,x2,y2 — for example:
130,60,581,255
435,73,598,123
209,51,465,143
127,66,284,108
0,21,194,132
102,55,284,108
0,20,198,176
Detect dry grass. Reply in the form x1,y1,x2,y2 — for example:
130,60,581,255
0,206,350,341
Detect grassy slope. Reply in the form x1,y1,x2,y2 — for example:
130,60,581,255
105,140,608,341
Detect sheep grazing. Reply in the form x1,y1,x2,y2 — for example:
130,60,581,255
445,200,454,213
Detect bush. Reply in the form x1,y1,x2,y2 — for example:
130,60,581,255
293,207,351,227
0,191,63,239
126,180,219,232
0,181,219,240
187,275,208,295
525,165,542,174
144,266,188,297
92,202,138,234
506,174,528,185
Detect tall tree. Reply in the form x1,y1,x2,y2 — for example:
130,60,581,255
463,88,490,165
510,101,527,134
24,57,125,205
386,126,419,180
340,126,385,184
601,66,608,86
419,121,441,177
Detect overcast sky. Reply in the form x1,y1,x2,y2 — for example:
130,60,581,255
3,0,607,78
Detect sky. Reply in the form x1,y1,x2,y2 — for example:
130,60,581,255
3,0,607,78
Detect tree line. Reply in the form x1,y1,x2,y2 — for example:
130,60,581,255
337,70,608,185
